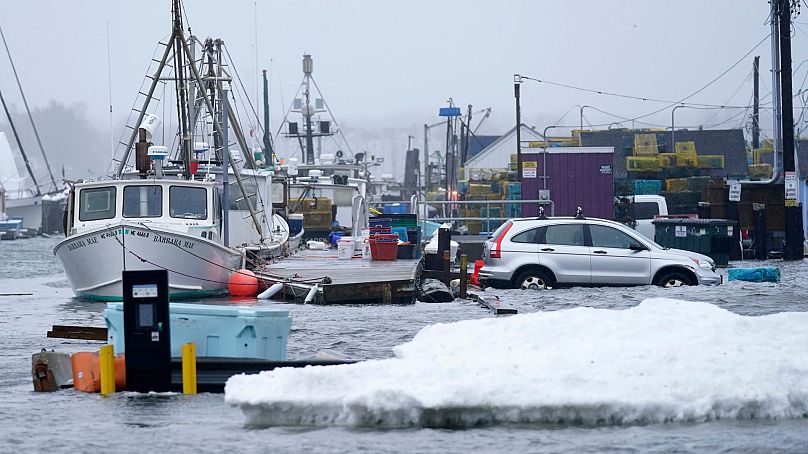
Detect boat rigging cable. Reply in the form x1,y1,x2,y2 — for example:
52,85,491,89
0,22,58,192
112,224,326,285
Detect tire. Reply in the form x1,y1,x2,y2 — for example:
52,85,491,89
513,269,553,290
655,271,694,288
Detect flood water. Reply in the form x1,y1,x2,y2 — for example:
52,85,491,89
1,236,807,453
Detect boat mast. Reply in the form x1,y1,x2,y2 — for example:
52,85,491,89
172,0,192,180
302,54,315,165
0,23,57,192
0,86,40,195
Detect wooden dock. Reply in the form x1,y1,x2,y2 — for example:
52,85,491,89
257,249,421,304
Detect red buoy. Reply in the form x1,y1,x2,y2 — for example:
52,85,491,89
228,269,258,297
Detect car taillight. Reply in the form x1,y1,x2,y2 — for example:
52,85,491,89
489,222,513,259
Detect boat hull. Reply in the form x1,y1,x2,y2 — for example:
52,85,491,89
54,222,243,301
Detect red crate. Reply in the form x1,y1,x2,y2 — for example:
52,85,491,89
369,239,398,260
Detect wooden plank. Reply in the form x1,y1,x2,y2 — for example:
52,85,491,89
47,325,107,341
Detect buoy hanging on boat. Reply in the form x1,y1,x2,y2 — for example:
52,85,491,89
257,282,284,299
228,269,259,297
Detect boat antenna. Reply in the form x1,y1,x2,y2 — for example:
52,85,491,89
0,85,41,195
106,21,114,162
0,22,58,192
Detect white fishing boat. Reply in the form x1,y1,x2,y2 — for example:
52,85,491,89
55,179,243,300
55,1,290,300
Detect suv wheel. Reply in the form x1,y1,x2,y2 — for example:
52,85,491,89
514,269,552,290
655,271,694,287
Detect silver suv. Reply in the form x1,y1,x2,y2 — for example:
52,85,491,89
479,216,721,289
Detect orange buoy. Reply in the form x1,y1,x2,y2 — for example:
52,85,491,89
71,352,126,393
228,269,259,297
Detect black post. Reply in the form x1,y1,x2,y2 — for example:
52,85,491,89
752,56,760,150
725,192,742,261
778,0,805,260
514,78,522,182
438,227,451,286
753,203,768,260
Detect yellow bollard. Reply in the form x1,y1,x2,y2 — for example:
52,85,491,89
182,342,197,395
99,345,115,396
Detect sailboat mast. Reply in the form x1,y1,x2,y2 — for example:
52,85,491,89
0,23,57,192
172,0,192,179
0,86,40,195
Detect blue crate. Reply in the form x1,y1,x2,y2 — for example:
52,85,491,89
634,179,662,195
105,303,292,360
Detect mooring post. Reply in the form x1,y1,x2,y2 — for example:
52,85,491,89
753,203,767,260
182,342,197,395
438,227,451,287
99,345,115,396
459,254,468,299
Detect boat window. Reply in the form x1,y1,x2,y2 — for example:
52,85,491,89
169,186,207,220
78,186,117,222
226,180,258,211
123,185,162,218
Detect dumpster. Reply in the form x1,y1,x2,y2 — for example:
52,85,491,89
652,218,738,267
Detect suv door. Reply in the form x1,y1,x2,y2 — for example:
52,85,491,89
588,224,651,285
537,223,590,284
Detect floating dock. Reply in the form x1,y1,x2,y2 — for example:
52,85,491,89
257,249,421,304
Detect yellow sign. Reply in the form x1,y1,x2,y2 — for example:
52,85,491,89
527,141,544,148
522,161,538,178
785,199,797,207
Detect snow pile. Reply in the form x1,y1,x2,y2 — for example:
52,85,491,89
225,299,808,428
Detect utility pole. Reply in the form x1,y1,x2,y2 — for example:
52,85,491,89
514,75,522,182
752,56,760,150
777,0,804,260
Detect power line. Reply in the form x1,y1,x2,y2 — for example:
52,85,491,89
519,34,772,116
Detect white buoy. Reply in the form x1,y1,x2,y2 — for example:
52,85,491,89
257,282,284,299
304,284,319,304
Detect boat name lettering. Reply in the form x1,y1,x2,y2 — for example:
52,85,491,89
67,240,86,251
87,236,98,245
152,234,194,249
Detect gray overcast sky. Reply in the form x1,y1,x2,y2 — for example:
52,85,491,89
0,0,803,167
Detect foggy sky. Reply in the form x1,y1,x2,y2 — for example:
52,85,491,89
0,0,803,179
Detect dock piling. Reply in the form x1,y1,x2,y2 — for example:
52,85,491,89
182,342,197,395
99,345,115,396
459,254,468,299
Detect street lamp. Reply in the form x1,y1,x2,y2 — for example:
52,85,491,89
577,105,592,145
670,104,688,153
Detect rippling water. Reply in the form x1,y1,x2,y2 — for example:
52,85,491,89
1,237,807,453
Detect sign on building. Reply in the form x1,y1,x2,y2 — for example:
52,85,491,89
522,161,537,178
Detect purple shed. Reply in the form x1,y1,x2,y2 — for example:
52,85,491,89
520,147,615,219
